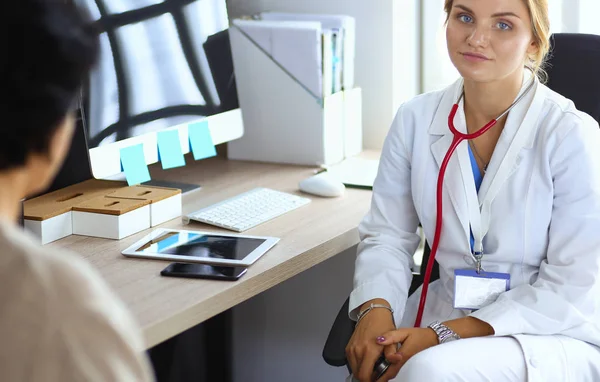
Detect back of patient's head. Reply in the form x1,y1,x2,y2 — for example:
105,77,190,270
1,0,98,171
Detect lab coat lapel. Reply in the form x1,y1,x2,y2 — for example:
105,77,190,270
477,78,543,207
429,79,472,246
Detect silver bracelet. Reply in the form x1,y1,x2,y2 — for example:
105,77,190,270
356,303,394,324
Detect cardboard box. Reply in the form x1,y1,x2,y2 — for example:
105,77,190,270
72,196,151,240
106,186,182,227
23,179,125,244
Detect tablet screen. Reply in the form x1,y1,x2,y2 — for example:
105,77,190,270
136,231,266,260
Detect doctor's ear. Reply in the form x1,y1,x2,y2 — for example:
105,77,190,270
527,40,540,57
525,41,540,66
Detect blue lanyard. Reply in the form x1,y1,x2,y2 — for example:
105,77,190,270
467,146,484,251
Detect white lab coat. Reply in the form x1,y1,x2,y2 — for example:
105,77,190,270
350,75,600,381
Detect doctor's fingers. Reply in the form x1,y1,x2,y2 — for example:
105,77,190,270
345,349,359,380
377,328,411,347
356,347,383,382
383,344,400,366
345,342,370,379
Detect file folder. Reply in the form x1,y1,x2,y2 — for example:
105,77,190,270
233,19,324,99
259,12,356,91
322,29,333,97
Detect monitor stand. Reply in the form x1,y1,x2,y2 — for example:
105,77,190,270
104,174,201,195
142,180,201,195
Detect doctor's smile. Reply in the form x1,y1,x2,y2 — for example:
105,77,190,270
346,0,600,381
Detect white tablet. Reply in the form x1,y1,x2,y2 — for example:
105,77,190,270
122,228,280,267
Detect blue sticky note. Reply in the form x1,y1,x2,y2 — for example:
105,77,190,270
188,121,217,161
157,130,185,169
120,144,151,186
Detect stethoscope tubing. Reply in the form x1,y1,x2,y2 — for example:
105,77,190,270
413,75,536,328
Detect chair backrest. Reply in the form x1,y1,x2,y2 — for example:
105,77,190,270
545,33,600,124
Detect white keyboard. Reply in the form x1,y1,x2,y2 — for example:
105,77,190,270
183,188,311,232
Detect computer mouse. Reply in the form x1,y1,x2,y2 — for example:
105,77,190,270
299,172,345,198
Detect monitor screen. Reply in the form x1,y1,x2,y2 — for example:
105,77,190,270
77,0,238,149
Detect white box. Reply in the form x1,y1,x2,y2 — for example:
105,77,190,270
72,197,151,240
106,186,182,227
227,23,362,166
24,212,72,245
149,193,182,227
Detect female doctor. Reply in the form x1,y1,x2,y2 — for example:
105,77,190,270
346,0,600,381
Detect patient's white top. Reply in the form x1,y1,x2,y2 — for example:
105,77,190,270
0,219,154,381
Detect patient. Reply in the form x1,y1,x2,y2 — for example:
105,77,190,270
0,1,153,380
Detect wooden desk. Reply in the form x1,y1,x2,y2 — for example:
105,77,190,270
49,156,373,348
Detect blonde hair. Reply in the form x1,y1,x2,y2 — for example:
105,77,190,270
444,0,551,82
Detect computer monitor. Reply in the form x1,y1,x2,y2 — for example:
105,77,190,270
76,0,243,182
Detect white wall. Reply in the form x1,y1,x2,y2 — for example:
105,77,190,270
226,0,420,150
421,0,458,93
231,247,356,382
568,0,600,35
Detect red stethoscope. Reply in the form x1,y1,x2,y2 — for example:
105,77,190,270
413,76,536,328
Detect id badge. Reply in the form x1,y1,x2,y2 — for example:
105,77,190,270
454,269,510,310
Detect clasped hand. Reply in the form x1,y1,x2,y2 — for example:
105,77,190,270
346,307,438,382
373,327,438,381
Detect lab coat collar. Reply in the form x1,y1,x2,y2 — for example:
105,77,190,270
428,71,545,248
428,78,465,136
428,71,544,142
478,72,544,205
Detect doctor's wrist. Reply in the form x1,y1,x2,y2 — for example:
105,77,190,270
359,299,391,312
442,317,495,339
356,299,394,325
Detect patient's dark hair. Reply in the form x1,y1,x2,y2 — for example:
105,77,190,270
0,0,98,170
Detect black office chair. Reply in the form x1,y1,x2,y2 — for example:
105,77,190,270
545,33,600,124
321,33,600,370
